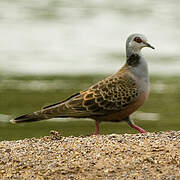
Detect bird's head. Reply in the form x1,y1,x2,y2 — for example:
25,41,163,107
126,33,154,55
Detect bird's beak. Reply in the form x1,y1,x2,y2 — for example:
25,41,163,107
143,41,155,49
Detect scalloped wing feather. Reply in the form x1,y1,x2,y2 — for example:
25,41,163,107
58,71,140,117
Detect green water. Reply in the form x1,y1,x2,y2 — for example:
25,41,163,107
0,74,179,141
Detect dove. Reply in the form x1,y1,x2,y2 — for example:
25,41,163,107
11,33,154,135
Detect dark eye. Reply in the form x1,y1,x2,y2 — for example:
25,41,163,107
134,37,142,43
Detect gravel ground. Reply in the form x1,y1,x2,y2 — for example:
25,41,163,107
0,131,179,180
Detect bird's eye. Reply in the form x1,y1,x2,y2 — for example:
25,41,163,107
134,37,142,43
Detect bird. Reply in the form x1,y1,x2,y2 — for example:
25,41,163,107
11,33,155,135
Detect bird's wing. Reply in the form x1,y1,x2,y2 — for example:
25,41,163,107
42,72,140,118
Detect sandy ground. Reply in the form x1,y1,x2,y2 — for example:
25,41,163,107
0,131,179,180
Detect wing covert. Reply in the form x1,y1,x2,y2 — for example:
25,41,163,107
65,73,140,116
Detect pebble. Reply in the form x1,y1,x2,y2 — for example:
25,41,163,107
0,131,179,179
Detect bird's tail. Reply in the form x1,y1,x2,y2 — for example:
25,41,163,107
10,95,87,123
10,110,49,123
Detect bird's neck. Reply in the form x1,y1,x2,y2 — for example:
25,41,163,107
126,46,142,59
126,54,140,67
125,50,149,85
126,45,143,67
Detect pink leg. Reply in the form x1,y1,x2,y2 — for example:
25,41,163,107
89,121,100,135
127,119,147,133
93,121,100,135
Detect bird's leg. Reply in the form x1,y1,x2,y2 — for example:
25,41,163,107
124,116,147,133
93,120,100,135
88,120,100,136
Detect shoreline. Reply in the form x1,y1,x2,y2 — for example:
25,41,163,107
0,131,179,179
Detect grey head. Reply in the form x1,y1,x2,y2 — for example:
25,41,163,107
126,33,154,58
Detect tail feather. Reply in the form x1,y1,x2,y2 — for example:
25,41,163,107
11,93,89,124
10,111,46,123
11,104,71,124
